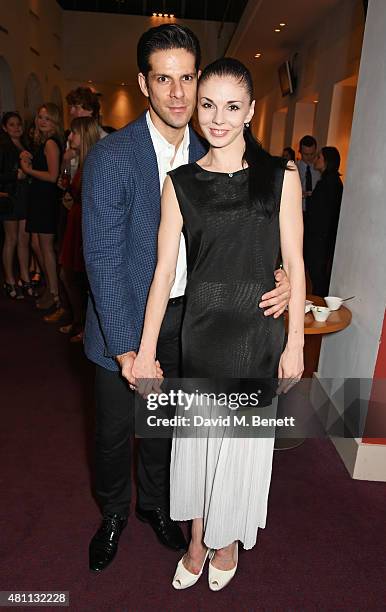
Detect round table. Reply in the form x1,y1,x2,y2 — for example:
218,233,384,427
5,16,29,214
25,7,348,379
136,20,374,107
275,295,352,450
302,295,352,377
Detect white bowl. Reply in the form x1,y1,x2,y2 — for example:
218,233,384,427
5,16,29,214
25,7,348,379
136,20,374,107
324,296,343,311
311,305,331,322
305,300,313,314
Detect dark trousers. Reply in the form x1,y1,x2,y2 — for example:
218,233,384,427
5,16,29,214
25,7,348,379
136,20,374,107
94,300,184,517
304,236,333,298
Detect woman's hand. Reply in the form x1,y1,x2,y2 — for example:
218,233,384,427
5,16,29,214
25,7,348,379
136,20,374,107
17,169,26,180
132,353,163,397
277,345,304,394
20,150,32,163
62,192,74,210
19,151,32,174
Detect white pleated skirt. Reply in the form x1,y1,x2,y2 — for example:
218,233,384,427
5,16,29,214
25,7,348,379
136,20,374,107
170,397,277,550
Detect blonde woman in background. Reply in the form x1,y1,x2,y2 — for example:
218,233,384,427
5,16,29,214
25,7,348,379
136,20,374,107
20,103,63,311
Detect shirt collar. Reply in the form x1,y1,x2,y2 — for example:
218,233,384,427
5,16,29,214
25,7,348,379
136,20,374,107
146,110,190,157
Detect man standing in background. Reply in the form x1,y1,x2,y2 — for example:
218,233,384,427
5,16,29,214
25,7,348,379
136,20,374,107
296,135,320,213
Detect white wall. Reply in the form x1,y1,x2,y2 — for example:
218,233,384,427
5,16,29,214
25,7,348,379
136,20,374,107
316,0,386,480
1,4,235,128
62,12,235,127
319,0,386,380
249,0,364,166
0,0,65,120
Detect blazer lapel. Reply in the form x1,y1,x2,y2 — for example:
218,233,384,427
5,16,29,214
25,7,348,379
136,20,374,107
188,125,207,163
132,113,161,209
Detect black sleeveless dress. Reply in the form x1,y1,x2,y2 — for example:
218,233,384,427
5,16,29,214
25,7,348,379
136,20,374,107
26,137,62,234
168,160,288,550
169,161,286,381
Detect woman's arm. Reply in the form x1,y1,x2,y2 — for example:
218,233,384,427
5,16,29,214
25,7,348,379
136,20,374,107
278,162,305,392
132,175,183,384
21,139,60,183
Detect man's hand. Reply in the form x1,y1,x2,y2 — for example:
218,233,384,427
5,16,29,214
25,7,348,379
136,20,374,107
259,268,291,318
116,351,137,386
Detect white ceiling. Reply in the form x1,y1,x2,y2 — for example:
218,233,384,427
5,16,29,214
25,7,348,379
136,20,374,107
228,0,346,80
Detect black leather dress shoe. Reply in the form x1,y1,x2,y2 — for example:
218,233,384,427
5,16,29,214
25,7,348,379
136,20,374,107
136,506,187,551
89,514,128,572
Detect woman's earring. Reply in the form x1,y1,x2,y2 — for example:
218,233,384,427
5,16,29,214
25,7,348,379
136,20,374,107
244,122,250,128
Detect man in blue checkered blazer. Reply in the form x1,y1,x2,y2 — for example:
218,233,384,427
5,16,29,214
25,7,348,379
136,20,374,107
82,24,207,572
83,24,291,573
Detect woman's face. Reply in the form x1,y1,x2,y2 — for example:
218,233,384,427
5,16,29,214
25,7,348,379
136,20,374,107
3,116,23,139
68,129,81,151
314,150,326,172
197,75,254,150
36,107,55,134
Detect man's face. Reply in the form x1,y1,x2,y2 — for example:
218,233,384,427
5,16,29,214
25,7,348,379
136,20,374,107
138,48,198,130
300,144,317,165
69,104,93,118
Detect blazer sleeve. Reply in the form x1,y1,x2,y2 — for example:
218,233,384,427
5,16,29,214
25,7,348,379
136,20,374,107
82,144,139,357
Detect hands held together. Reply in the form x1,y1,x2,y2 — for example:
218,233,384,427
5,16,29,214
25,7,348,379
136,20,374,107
116,350,163,396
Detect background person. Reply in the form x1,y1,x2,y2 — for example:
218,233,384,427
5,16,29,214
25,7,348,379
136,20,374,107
282,146,295,162
21,103,63,311
0,112,32,298
296,135,320,213
58,117,100,342
304,146,343,296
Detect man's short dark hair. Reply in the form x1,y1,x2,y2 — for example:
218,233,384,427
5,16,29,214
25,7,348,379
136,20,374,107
299,135,317,149
65,87,100,118
137,24,201,77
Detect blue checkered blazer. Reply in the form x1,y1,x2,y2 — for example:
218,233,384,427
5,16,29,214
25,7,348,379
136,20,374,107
82,112,207,371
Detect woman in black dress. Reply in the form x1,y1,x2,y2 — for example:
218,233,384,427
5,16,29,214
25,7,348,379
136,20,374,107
0,112,32,298
133,59,305,590
304,146,343,296
21,103,63,310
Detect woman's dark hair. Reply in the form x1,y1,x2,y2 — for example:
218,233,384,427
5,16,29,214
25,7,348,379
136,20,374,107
1,112,27,148
1,111,23,129
137,24,201,77
199,57,287,218
321,146,341,174
283,146,296,161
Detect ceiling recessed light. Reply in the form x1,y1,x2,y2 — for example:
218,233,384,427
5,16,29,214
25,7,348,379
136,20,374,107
313,100,319,103
170,14,174,18
279,22,286,27
121,82,126,86
274,28,281,32
152,12,157,16
254,53,261,58
158,13,162,17
164,13,168,17
88,79,92,83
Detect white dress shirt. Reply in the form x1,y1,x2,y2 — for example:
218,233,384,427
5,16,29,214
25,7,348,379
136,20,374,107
296,159,320,211
146,111,190,298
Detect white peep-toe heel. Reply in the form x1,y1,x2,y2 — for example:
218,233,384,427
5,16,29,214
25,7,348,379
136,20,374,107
208,542,238,591
172,548,211,590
